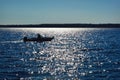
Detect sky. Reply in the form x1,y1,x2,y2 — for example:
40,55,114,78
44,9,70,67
0,0,120,25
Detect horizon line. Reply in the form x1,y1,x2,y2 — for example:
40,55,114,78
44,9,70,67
0,23,120,25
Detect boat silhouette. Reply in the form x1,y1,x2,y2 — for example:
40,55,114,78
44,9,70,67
23,34,54,42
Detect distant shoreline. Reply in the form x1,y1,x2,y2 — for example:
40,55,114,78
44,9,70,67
0,24,120,28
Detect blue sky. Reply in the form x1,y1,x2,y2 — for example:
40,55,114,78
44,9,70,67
0,0,120,24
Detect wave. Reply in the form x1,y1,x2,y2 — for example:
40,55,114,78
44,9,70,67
0,40,23,44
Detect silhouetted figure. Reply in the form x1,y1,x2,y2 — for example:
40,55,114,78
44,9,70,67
23,37,27,42
37,34,42,39
23,34,54,42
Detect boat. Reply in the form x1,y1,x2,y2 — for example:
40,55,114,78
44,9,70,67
23,34,54,42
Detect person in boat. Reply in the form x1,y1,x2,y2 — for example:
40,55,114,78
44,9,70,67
23,34,54,42
23,37,27,41
37,34,42,39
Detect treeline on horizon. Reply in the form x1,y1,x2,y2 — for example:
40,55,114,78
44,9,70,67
0,24,120,28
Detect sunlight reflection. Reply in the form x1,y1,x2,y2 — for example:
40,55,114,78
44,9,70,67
1,28,119,79
7,28,94,33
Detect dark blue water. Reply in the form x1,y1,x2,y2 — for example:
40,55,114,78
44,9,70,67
0,28,120,80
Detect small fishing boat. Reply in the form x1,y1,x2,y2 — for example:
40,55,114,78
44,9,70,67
23,34,54,42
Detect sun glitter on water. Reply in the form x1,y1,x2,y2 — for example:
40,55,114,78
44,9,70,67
7,28,91,33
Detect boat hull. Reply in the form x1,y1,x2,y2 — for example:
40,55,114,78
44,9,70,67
23,37,54,42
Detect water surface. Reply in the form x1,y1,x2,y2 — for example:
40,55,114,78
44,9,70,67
0,28,120,80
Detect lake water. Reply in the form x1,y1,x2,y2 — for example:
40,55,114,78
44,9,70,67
0,28,120,80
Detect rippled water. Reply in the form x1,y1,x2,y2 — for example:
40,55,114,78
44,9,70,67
0,28,120,80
